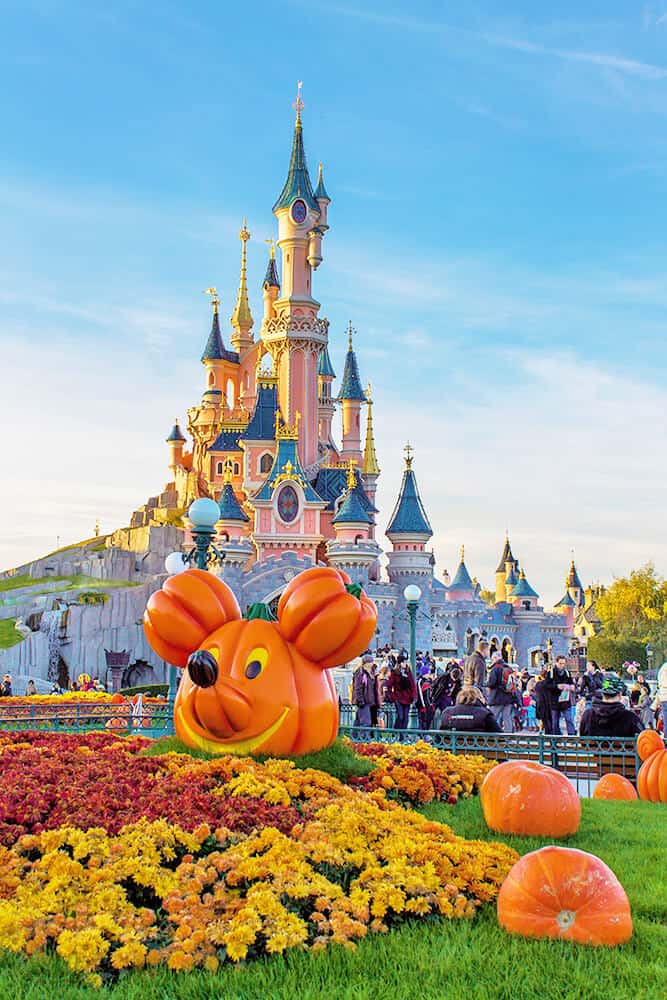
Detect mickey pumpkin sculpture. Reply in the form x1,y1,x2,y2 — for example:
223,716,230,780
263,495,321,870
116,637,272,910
143,566,378,756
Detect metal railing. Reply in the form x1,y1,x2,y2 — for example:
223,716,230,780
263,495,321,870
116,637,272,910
0,702,175,739
0,702,642,796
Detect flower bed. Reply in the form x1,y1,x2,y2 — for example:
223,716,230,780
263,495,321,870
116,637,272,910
350,740,495,805
0,732,517,987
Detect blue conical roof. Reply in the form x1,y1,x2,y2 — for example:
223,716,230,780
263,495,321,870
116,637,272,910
386,467,432,538
318,344,336,378
166,420,186,443
218,482,249,523
314,162,330,202
567,560,583,590
263,254,280,289
496,536,514,573
201,310,238,364
505,565,519,586
241,379,282,442
450,559,473,590
332,488,370,525
273,119,320,215
555,591,576,608
512,571,538,598
208,428,242,453
337,344,366,401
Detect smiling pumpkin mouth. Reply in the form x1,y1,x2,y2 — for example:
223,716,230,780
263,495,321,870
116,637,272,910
175,703,291,756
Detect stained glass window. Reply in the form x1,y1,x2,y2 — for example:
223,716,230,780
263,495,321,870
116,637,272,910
277,484,299,523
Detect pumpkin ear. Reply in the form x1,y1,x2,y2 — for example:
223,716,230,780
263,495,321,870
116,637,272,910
143,569,241,667
277,567,378,668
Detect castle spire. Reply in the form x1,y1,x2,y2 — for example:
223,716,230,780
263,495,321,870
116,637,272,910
230,220,254,347
362,382,380,476
273,82,319,215
200,289,236,362
337,324,366,402
386,446,432,540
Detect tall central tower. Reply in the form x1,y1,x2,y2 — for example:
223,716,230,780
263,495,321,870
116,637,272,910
262,83,331,471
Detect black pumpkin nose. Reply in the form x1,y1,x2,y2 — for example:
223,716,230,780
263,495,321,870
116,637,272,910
187,650,218,688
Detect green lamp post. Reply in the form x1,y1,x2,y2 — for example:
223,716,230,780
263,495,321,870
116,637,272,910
403,583,422,674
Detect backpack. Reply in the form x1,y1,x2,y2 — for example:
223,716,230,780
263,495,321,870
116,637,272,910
502,667,517,694
430,673,450,707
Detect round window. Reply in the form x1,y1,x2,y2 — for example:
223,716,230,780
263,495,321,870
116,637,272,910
291,199,307,224
277,484,299,523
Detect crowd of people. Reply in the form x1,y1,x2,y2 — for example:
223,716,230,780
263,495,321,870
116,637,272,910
0,673,107,697
349,642,667,738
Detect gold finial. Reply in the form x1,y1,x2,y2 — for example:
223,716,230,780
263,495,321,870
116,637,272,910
460,544,465,562
222,457,234,485
94,518,100,538
404,442,414,470
347,320,354,350
203,287,219,314
362,383,380,476
231,221,253,335
265,238,276,260
293,80,304,124
520,568,526,579
275,410,301,440
346,458,357,490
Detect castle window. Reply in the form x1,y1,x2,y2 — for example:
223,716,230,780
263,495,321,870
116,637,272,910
259,453,273,474
208,371,215,387
233,462,240,475
216,462,223,475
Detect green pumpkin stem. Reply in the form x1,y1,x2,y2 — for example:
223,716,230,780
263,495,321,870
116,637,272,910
345,583,363,599
245,602,277,622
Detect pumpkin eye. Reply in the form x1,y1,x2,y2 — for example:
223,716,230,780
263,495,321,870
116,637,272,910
245,647,268,680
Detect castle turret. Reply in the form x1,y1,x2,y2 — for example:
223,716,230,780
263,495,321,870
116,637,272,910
510,568,539,609
230,220,254,354
262,240,280,323
505,561,519,600
328,460,381,589
385,445,434,649
317,343,337,452
200,290,239,402
337,323,366,463
446,546,476,602
216,460,250,541
313,161,330,229
263,83,328,468
566,559,584,607
495,534,514,603
166,418,186,473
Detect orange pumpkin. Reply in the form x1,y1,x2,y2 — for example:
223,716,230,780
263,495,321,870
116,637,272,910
497,846,633,946
636,729,664,762
481,760,581,837
637,748,667,803
143,567,377,756
592,773,638,801
277,567,377,668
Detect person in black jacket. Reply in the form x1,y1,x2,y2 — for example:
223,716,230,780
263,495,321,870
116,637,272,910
578,662,603,705
486,652,521,732
545,656,576,734
439,686,501,733
579,673,643,737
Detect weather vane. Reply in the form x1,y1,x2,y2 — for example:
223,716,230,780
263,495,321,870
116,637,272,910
265,238,276,259
202,287,220,313
404,441,414,469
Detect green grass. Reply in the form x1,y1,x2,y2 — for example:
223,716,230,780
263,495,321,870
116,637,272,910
142,738,376,781
0,575,140,603
0,619,24,650
0,795,664,998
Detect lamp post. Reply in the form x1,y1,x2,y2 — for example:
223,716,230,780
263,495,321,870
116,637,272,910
646,642,654,677
162,498,225,713
546,637,553,667
403,584,422,674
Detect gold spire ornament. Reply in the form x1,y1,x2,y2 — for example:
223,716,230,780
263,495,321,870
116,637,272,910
362,382,380,476
265,238,276,260
460,544,465,562
404,441,414,470
347,320,354,351
293,80,304,124
203,287,220,314
222,457,234,485
231,220,254,335
346,458,357,490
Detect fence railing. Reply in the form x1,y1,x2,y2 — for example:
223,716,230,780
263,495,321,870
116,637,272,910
0,702,642,796
0,702,175,739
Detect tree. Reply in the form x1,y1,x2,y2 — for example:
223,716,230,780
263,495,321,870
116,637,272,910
595,563,667,658
587,636,648,672
479,588,496,605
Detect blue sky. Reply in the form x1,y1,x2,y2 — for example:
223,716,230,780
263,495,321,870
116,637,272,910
1,1,667,603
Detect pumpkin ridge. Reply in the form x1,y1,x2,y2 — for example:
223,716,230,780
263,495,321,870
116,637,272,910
501,870,555,915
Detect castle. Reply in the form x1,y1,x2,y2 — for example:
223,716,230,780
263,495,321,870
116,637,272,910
128,87,600,666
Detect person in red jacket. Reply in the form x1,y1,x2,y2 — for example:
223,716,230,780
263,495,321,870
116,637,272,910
386,655,417,729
